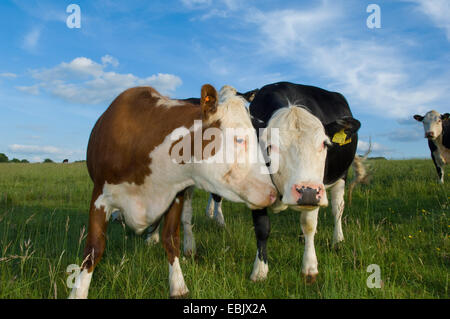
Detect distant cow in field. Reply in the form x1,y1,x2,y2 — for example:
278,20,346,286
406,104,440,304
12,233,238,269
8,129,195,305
69,84,276,299
414,110,449,183
63,159,69,163
182,82,361,283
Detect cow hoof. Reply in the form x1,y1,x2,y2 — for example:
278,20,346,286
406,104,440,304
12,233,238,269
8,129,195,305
332,241,344,251
250,272,268,282
145,234,160,246
215,220,226,228
170,292,189,299
183,249,196,258
298,235,305,244
303,273,317,284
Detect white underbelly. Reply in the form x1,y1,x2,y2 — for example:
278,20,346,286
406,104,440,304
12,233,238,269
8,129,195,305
94,128,195,234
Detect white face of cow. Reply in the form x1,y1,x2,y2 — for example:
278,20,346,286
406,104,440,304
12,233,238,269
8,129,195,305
414,110,449,140
261,106,361,212
192,85,276,209
262,107,329,211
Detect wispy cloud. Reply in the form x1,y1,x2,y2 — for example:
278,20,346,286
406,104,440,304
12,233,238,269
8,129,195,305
243,1,450,119
16,84,40,95
8,144,83,162
180,0,212,9
18,55,183,104
0,73,18,78
405,0,450,40
385,128,423,142
357,140,392,157
22,27,41,51
181,0,242,20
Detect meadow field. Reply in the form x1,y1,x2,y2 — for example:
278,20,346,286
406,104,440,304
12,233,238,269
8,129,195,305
0,159,448,299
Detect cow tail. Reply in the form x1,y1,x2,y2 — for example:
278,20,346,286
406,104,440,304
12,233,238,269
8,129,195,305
347,138,372,206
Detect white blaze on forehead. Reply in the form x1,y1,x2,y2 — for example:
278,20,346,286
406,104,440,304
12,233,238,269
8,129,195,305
210,85,253,129
265,106,326,149
264,106,328,205
422,110,444,137
424,110,441,122
218,85,238,103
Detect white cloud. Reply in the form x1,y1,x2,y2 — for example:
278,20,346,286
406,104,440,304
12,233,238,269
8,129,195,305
9,144,65,154
245,2,450,119
8,144,83,162
19,55,182,104
182,0,241,20
101,54,119,67
181,0,212,8
386,128,423,142
22,28,41,51
0,73,17,78
246,5,341,57
16,84,40,95
406,0,450,40
357,140,392,157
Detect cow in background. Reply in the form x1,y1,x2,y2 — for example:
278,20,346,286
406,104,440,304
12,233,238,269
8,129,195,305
414,110,450,183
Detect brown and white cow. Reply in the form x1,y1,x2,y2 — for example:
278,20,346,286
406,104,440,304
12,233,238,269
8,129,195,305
414,110,450,183
69,84,276,298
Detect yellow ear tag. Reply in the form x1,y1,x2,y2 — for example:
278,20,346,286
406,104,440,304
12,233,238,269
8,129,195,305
332,129,352,146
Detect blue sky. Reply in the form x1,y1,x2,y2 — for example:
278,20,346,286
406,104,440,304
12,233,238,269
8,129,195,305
0,0,449,162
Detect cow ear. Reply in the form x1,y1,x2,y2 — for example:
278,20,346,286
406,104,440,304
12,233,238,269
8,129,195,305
440,113,450,121
237,89,259,103
413,114,424,122
325,116,361,139
201,84,218,120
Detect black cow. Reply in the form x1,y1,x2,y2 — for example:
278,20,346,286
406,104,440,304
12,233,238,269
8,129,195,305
189,82,361,283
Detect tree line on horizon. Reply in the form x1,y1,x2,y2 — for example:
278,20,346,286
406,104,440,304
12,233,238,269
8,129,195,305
0,153,55,164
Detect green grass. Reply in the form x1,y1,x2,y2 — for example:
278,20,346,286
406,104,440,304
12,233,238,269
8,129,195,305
0,160,448,299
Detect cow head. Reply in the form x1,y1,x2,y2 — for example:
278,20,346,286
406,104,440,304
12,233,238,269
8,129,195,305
414,110,449,140
192,84,276,209
261,106,360,212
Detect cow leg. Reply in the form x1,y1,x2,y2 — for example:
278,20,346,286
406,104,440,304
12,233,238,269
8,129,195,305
250,208,270,281
431,152,444,184
205,193,215,218
162,192,189,298
300,208,319,283
331,178,346,245
182,187,196,257
69,186,108,299
212,195,225,227
205,193,225,227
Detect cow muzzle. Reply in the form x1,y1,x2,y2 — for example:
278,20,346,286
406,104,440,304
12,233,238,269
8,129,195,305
292,183,326,207
425,131,435,139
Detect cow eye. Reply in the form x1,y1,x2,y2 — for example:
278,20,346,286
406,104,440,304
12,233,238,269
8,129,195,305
236,137,245,144
323,140,332,149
